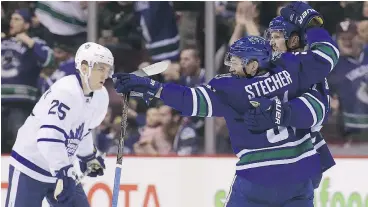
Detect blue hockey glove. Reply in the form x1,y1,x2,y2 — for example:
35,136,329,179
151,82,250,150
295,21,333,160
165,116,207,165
53,165,77,204
245,97,291,131
78,152,105,177
280,2,324,31
113,73,162,97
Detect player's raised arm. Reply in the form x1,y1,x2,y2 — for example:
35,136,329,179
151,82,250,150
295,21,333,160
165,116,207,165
113,74,229,117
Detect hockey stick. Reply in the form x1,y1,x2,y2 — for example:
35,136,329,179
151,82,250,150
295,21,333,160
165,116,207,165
111,61,170,207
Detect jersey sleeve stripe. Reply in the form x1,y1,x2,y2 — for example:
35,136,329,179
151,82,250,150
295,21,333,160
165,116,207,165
303,93,325,125
318,41,340,57
189,88,198,116
40,125,68,140
37,138,65,143
194,88,208,117
198,86,213,117
297,97,317,126
311,43,338,67
311,50,334,72
304,92,326,124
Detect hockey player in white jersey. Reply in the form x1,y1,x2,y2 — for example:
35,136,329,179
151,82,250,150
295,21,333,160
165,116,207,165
5,42,114,207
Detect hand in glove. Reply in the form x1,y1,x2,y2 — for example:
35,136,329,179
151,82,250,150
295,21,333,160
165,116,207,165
280,2,324,31
53,165,77,204
244,97,291,131
113,73,162,104
78,153,106,177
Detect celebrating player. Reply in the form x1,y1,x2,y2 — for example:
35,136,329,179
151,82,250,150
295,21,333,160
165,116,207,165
113,36,337,207
6,42,113,207
246,4,338,189
113,2,339,206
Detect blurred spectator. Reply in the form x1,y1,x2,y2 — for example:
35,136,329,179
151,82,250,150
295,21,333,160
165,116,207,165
38,40,76,94
134,107,169,155
178,46,205,139
34,2,87,46
358,20,368,46
135,2,180,62
229,1,264,45
98,29,119,47
1,8,54,153
98,2,142,50
159,105,199,155
179,46,205,87
162,62,181,83
328,20,368,145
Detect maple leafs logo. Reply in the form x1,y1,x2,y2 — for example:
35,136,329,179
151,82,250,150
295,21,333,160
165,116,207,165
69,123,85,140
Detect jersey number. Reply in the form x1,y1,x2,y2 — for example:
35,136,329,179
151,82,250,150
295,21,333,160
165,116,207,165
266,91,295,143
48,100,70,120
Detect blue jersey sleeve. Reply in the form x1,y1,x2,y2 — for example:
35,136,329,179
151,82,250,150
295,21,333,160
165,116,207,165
287,81,330,128
160,82,230,117
32,37,54,68
273,28,340,89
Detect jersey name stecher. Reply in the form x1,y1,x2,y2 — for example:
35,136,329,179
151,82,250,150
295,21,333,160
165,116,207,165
10,74,109,183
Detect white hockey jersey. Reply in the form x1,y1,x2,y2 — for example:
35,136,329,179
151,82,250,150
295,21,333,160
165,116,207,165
10,74,109,183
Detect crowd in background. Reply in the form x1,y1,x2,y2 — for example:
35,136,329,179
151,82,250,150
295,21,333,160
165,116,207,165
1,1,368,155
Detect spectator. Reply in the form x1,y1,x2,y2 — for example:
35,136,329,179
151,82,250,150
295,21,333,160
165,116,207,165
1,8,54,153
34,2,87,46
228,1,264,45
38,40,76,94
328,20,368,145
133,107,169,155
179,46,205,87
358,20,368,46
159,105,199,155
135,1,180,62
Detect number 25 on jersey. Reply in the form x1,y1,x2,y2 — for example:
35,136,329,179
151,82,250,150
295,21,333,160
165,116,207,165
48,100,70,120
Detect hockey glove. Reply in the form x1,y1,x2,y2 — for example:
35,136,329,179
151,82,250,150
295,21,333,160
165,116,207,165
113,73,162,98
54,165,77,204
78,153,106,177
245,97,291,131
280,2,324,31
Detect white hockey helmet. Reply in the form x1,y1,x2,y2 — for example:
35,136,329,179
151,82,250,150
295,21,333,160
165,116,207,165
75,42,114,78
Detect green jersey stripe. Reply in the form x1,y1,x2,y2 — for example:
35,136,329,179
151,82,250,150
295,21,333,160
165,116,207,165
303,93,324,124
194,88,208,117
237,139,314,165
311,43,338,66
37,2,87,27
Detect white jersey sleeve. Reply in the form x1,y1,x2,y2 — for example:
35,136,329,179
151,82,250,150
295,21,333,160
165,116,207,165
77,86,109,157
35,88,82,175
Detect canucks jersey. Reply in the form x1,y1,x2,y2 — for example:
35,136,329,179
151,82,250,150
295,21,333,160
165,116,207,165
38,58,75,94
10,74,109,183
159,27,338,186
328,47,368,130
1,36,54,103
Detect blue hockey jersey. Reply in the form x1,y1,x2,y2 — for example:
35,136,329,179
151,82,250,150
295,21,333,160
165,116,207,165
135,1,180,62
1,36,54,103
159,27,338,186
328,47,368,130
38,58,75,94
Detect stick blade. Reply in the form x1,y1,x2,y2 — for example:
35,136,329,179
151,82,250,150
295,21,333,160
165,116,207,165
132,60,170,77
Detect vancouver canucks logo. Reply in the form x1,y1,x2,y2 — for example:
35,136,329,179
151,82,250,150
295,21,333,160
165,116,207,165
66,123,85,156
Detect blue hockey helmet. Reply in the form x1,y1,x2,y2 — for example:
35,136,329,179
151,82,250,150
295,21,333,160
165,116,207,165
225,36,272,72
264,16,299,41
